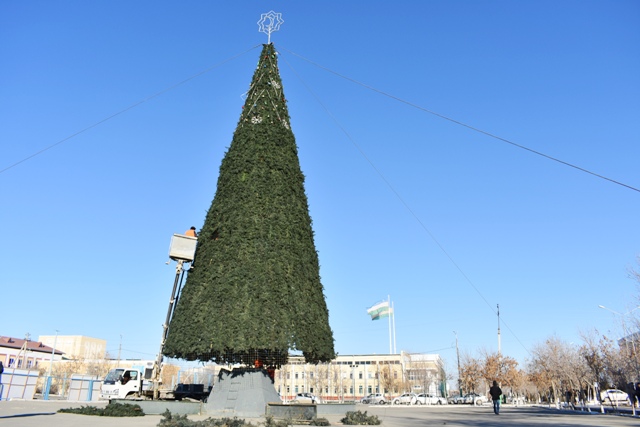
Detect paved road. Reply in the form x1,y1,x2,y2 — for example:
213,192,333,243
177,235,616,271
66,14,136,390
362,404,640,427
1,401,639,427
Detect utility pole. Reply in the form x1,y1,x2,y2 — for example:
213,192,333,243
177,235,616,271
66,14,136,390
47,330,59,379
497,304,501,356
117,334,122,367
455,331,461,395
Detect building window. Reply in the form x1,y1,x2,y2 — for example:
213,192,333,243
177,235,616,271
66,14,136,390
359,372,363,379
368,386,372,394
394,372,398,379
286,373,290,379
359,385,363,394
310,387,314,393
295,386,299,393
295,373,299,379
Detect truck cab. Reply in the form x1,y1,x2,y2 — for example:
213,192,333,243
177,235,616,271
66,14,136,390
100,368,151,400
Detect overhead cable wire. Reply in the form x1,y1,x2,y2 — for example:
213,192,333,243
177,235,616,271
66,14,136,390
279,47,532,357
279,46,640,195
0,45,261,176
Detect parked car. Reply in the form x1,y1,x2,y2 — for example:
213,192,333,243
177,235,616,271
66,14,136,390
292,392,322,404
600,389,630,405
392,393,417,405
450,393,487,405
463,393,488,405
448,394,465,404
413,393,447,405
361,393,387,404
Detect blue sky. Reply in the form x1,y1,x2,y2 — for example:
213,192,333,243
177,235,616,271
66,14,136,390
2,1,639,374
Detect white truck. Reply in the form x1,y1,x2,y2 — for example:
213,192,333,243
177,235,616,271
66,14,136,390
100,367,154,400
100,366,212,401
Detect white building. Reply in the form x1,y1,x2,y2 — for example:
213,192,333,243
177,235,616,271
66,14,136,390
0,335,63,370
274,351,445,401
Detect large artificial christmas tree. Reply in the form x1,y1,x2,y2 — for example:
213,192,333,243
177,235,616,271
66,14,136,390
163,43,335,368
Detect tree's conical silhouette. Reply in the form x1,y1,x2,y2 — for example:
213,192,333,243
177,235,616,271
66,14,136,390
163,44,335,367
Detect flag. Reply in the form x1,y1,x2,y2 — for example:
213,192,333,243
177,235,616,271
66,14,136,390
371,307,393,321
367,301,390,320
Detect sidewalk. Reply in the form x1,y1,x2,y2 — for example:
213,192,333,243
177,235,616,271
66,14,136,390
0,400,342,427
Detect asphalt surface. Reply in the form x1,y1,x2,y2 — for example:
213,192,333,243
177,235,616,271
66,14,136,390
1,401,639,427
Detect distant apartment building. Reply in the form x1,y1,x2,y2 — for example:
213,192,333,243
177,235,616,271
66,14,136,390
38,335,106,360
274,351,445,401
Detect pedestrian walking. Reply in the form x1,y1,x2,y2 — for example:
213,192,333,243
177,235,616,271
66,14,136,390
489,380,502,415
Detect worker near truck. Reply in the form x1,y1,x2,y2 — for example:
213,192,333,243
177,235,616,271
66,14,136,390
121,372,131,385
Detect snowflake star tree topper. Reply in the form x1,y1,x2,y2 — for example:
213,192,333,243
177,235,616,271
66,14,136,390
258,11,284,44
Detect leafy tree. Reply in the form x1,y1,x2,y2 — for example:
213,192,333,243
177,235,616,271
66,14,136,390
459,353,482,393
479,350,522,393
163,44,335,367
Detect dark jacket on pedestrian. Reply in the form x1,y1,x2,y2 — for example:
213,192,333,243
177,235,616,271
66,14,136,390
489,383,502,401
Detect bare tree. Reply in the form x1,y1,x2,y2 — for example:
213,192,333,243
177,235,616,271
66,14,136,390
379,363,400,397
311,363,330,399
527,336,589,404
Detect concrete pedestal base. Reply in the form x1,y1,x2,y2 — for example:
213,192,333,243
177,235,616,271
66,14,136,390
204,368,281,418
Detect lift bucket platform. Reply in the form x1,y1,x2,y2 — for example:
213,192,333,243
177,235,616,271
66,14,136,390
169,234,197,262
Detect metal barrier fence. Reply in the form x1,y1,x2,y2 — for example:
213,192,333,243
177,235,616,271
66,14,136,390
0,368,39,400
1,368,214,401
67,375,102,401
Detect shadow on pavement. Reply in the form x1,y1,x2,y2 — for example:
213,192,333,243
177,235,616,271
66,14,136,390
0,412,56,419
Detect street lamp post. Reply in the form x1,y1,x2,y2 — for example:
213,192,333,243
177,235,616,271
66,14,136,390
454,331,462,395
44,330,59,400
598,305,640,381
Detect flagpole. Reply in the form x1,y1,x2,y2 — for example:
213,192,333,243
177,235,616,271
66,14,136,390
392,301,397,354
388,295,392,354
